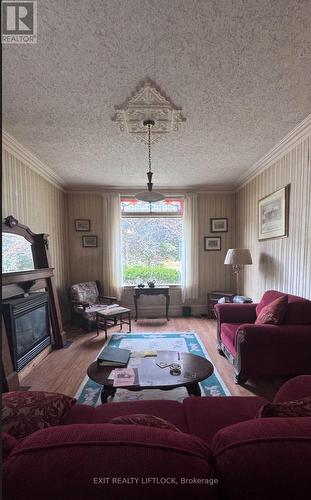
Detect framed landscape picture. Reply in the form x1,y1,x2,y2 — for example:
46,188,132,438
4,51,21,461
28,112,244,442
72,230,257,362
258,185,289,241
204,236,221,251
82,235,97,247
210,218,228,233
75,219,90,232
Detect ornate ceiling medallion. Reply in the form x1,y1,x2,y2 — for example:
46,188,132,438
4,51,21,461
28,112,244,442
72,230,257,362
112,80,186,143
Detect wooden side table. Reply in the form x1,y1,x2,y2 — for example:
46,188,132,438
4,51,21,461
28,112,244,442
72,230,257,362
134,286,170,321
96,307,132,340
207,291,235,319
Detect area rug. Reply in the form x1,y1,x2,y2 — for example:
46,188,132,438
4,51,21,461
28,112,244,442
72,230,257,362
75,332,230,406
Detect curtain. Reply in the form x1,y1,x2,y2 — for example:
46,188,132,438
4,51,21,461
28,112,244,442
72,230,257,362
181,193,199,303
102,193,123,300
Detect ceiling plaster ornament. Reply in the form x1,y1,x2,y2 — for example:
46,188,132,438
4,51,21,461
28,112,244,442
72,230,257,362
112,80,186,144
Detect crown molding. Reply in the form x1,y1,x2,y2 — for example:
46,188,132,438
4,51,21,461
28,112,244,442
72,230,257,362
236,113,311,190
64,185,235,195
2,131,66,191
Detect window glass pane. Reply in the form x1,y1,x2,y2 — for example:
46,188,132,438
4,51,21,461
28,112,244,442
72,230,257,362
2,233,35,273
122,217,182,285
121,197,184,214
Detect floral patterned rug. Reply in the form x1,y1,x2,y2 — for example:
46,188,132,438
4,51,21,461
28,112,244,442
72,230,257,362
75,332,230,406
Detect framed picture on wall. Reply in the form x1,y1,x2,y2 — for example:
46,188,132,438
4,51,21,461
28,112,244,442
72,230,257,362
75,219,90,232
258,185,289,241
82,235,97,247
204,236,221,251
210,218,228,233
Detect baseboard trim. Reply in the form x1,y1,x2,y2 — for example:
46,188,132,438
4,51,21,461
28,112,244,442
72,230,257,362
122,304,207,318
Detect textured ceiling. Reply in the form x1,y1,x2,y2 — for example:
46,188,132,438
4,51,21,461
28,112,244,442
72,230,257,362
3,0,311,189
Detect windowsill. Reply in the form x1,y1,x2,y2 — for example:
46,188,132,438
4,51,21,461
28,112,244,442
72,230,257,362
123,285,181,289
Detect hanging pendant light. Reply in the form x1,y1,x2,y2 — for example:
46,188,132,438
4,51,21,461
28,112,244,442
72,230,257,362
135,119,165,203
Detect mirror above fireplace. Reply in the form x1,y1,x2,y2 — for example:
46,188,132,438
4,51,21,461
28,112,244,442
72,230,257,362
2,233,35,273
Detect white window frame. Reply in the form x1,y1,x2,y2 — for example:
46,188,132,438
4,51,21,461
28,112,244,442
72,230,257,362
120,197,184,287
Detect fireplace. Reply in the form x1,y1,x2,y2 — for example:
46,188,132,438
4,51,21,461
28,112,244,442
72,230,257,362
2,292,51,372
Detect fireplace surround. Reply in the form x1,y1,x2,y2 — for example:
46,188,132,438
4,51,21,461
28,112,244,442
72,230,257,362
2,215,66,391
2,292,51,372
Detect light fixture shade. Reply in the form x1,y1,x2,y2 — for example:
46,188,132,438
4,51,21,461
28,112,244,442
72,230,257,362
135,191,165,202
224,248,253,265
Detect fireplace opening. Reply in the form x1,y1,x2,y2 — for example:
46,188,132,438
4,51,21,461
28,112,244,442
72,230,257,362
2,292,52,372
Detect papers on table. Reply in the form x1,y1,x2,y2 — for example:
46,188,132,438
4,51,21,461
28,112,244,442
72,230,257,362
130,351,157,358
112,368,136,387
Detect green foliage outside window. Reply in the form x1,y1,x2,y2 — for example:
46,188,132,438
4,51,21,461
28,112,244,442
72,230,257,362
122,217,182,285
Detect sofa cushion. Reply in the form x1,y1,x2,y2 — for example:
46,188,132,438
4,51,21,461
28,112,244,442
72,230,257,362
183,396,268,444
274,375,311,403
220,323,239,356
258,396,311,417
110,413,182,431
3,424,217,500
61,402,95,424
2,391,76,439
2,432,18,460
212,417,311,500
255,295,288,325
256,290,311,325
89,400,188,431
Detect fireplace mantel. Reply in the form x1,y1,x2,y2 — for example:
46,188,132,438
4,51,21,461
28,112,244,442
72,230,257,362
2,215,66,390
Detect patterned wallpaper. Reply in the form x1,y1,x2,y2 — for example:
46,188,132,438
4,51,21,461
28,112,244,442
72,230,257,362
236,134,311,301
2,149,70,319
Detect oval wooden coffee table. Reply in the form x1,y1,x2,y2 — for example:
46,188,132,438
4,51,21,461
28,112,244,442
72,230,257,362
87,351,214,403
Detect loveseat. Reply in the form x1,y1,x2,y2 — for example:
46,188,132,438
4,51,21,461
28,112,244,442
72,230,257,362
215,290,311,384
3,375,311,500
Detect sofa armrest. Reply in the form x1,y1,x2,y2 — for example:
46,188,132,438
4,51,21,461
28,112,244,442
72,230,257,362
237,323,311,345
215,303,258,324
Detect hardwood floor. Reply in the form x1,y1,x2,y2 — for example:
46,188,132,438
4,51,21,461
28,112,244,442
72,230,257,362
21,317,288,401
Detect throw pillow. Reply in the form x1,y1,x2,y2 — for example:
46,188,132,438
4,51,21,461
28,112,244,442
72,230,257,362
2,391,76,439
110,413,181,432
257,396,311,418
255,295,288,325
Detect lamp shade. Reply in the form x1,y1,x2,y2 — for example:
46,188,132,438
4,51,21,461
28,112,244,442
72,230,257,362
135,190,165,202
224,248,253,265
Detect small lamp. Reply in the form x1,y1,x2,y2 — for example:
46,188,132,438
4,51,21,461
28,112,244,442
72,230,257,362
224,248,252,294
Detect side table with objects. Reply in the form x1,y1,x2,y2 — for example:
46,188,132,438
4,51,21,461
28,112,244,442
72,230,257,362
207,291,235,318
134,286,170,321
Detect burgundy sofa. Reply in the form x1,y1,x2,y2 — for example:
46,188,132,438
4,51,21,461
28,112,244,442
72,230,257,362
3,375,311,500
215,290,311,384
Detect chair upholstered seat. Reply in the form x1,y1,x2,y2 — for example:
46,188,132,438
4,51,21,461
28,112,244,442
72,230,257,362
69,281,118,330
75,304,110,323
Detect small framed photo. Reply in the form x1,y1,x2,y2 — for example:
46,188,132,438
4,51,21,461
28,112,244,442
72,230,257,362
75,219,90,232
82,235,97,247
204,236,221,251
258,185,289,241
210,218,228,233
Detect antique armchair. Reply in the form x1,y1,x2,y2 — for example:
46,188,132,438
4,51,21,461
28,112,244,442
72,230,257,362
69,280,118,331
